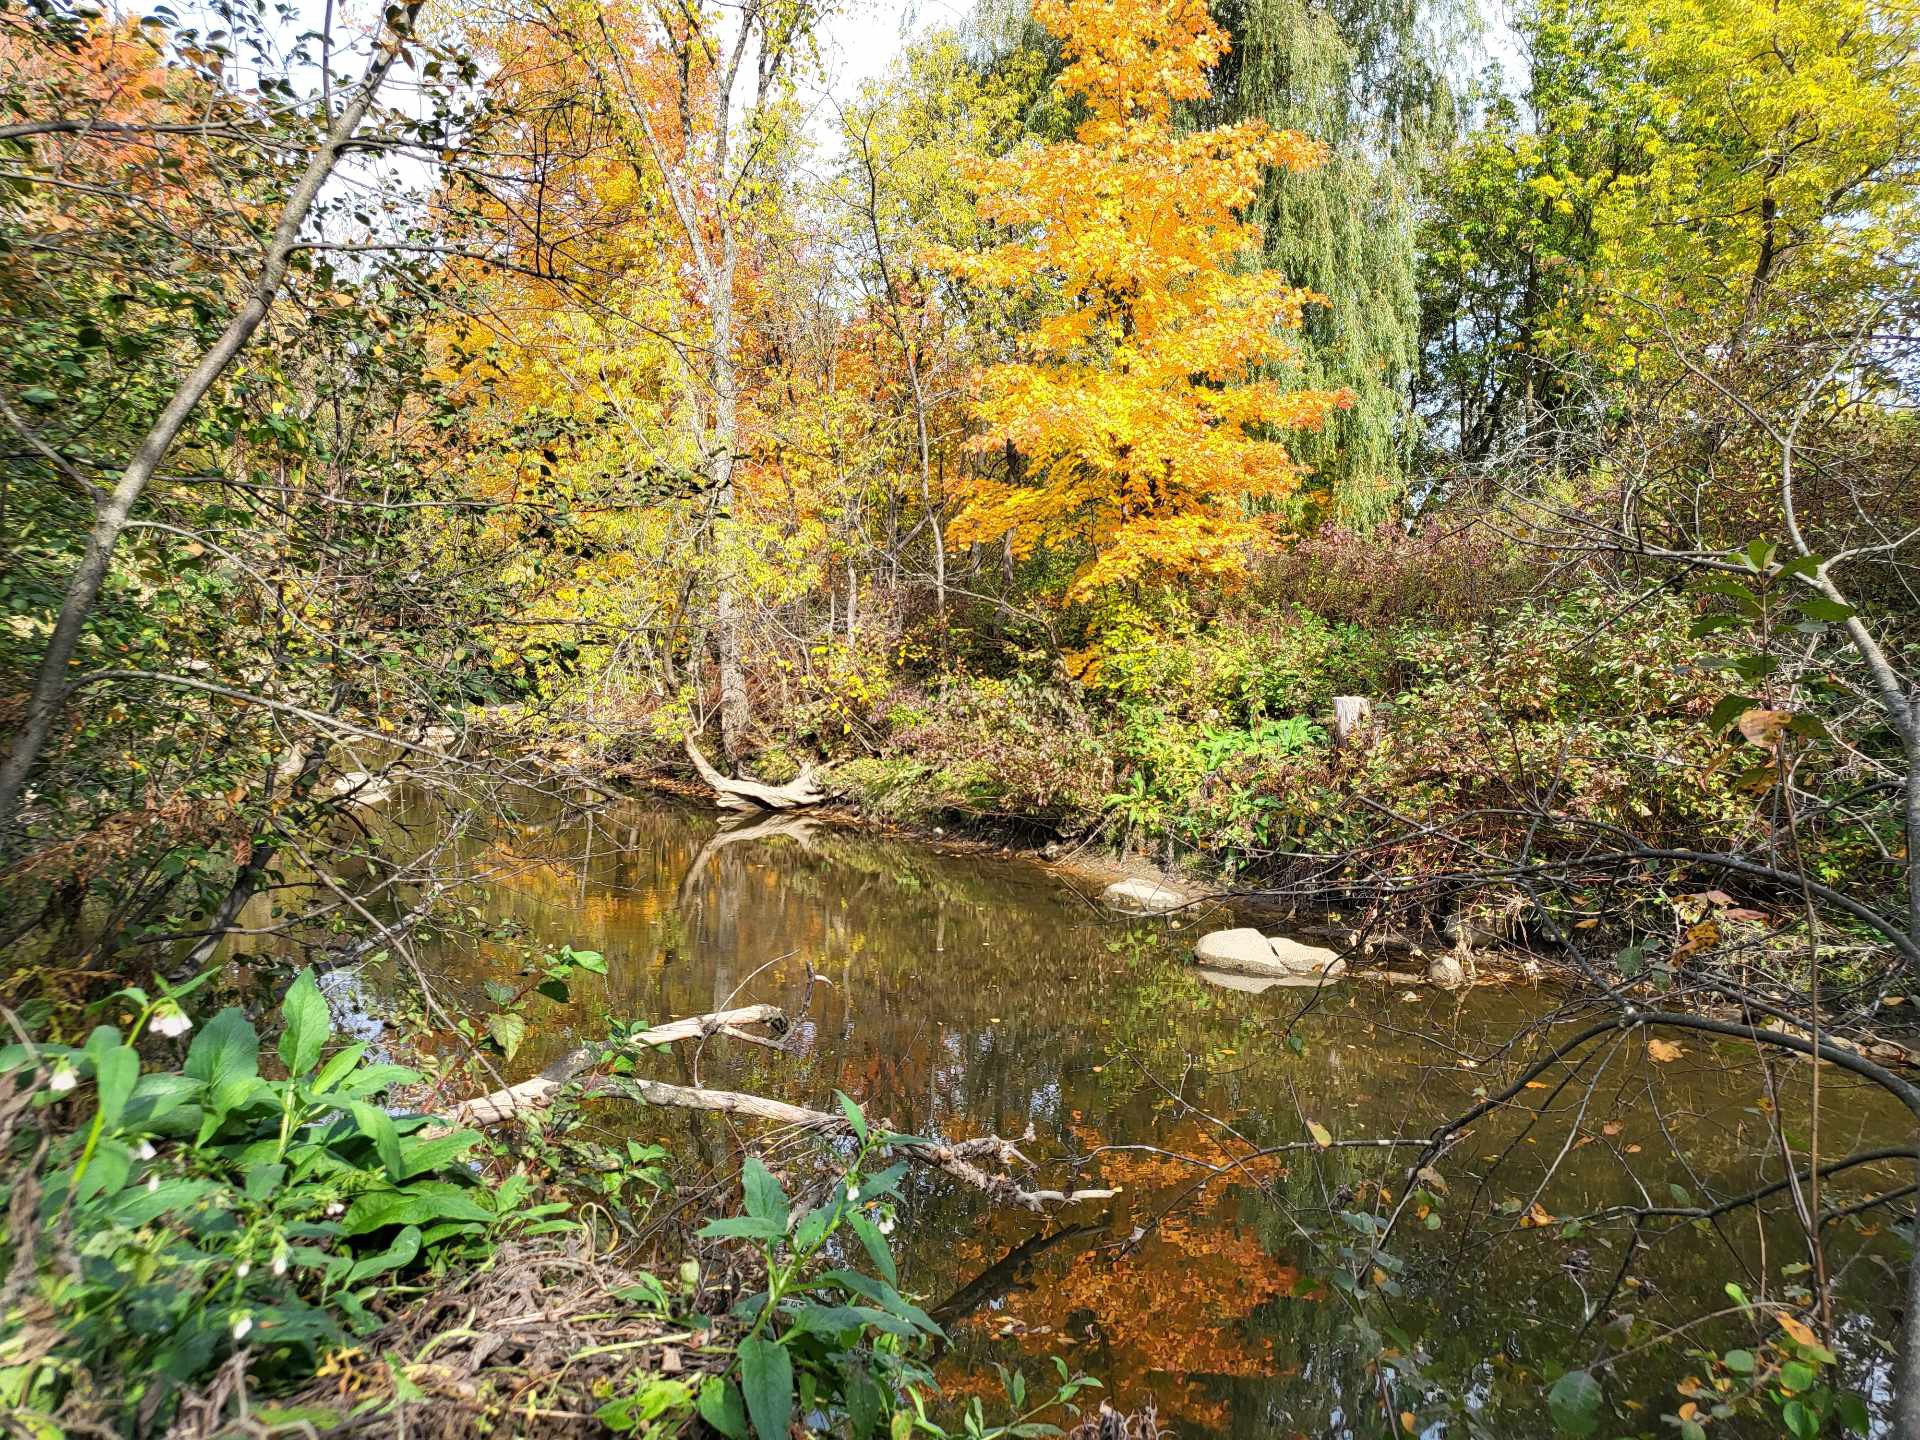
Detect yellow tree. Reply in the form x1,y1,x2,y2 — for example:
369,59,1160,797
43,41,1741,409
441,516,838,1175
931,0,1351,601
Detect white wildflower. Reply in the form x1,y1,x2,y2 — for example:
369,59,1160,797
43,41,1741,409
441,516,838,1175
148,1175,161,1193
150,1001,192,1039
272,1252,288,1278
325,1202,345,1217
231,1314,253,1342
877,1215,896,1236
236,1261,252,1279
133,1139,157,1161
844,1185,859,1204
48,1062,78,1094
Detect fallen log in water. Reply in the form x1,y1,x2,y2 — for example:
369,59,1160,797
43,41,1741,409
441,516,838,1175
684,732,824,811
440,1004,787,1129
442,1004,1115,1212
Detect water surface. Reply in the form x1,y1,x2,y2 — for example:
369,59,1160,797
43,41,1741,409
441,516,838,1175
386,796,1911,1437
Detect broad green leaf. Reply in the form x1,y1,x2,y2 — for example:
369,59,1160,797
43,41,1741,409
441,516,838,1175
126,1072,202,1124
350,1102,404,1181
92,1044,139,1130
1779,1360,1817,1393
186,1007,262,1139
697,1215,785,1241
738,1336,793,1439
345,1224,422,1284
1547,1369,1603,1437
311,1042,369,1094
111,1178,217,1225
486,1012,527,1061
340,1185,494,1236
740,1157,789,1229
278,969,330,1077
1795,595,1855,623
329,1063,420,1098
857,1160,908,1201
186,1007,258,1090
835,1090,868,1142
398,1130,482,1180
74,1139,132,1203
848,1213,896,1286
817,1270,942,1336
698,1378,748,1440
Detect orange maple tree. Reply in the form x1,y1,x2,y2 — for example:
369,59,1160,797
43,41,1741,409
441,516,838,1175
930,0,1352,600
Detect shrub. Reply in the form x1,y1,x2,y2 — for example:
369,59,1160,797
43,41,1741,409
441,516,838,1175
0,970,547,1430
1258,517,1539,628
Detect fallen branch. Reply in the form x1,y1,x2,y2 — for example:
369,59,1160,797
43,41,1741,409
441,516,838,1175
440,1004,786,1130
597,1080,1117,1212
683,732,824,811
443,1016,1115,1212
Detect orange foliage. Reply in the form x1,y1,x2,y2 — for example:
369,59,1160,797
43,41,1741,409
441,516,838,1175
929,0,1352,599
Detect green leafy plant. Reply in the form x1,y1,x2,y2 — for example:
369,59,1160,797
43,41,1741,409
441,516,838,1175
0,968,548,1429
468,944,610,1062
597,1094,1099,1439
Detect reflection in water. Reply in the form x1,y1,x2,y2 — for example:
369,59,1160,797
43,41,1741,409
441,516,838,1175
382,795,1909,1437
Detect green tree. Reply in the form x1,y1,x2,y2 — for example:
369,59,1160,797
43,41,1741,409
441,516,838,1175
1201,0,1464,520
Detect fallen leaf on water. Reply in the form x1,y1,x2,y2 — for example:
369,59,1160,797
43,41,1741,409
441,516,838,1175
1602,1121,1623,1136
1522,1201,1555,1228
1647,1038,1686,1063
1307,1120,1333,1149
1524,1080,1549,1090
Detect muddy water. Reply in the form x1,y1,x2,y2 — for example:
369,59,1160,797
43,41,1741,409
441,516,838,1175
388,797,1910,1437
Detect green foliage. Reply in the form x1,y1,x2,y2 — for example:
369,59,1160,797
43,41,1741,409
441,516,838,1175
1204,0,1464,516
0,969,546,1429
466,944,609,1064
596,1096,1100,1439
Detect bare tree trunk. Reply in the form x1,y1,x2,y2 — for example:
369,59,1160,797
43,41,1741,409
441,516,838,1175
0,8,421,838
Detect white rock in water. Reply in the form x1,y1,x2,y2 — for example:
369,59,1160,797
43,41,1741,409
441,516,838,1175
1427,952,1468,988
330,771,394,808
421,725,458,751
1193,928,1345,981
1103,877,1187,915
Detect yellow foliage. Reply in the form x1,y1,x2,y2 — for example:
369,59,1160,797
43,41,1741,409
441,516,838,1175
930,0,1351,599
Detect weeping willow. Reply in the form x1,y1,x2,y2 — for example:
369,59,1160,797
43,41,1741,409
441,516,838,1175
1201,0,1463,522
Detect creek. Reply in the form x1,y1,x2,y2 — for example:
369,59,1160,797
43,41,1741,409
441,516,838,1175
366,794,1910,1437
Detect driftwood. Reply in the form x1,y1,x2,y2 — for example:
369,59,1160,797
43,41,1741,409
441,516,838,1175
440,1005,786,1130
443,1005,1116,1212
683,732,824,811
593,1080,1120,1213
